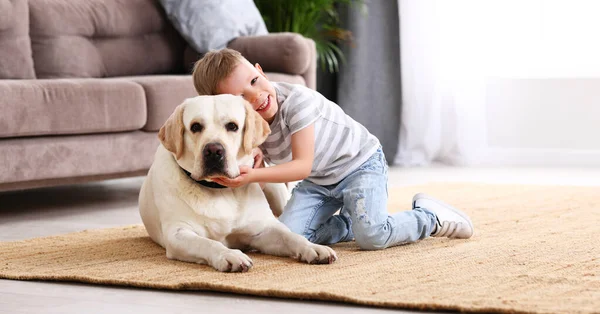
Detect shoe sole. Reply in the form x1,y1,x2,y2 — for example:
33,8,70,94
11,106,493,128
412,193,474,237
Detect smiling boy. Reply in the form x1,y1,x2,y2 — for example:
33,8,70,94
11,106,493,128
191,48,474,250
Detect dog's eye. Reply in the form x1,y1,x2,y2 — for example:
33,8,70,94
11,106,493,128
190,123,203,133
226,122,239,132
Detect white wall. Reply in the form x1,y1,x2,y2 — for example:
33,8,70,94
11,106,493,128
478,0,600,166
483,78,600,166
395,0,600,167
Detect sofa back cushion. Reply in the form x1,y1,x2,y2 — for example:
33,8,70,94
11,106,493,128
29,0,186,78
0,0,36,79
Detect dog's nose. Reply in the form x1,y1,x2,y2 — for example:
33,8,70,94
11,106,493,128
203,143,225,160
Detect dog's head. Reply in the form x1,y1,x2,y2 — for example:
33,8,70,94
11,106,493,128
158,95,270,180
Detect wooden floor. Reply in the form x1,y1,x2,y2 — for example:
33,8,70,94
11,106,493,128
1,166,599,314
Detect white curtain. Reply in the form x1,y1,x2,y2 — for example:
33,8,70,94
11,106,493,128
394,0,488,166
395,0,600,167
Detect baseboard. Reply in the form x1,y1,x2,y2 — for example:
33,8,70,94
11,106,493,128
478,147,600,167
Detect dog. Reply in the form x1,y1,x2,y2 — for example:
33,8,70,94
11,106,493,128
138,95,337,272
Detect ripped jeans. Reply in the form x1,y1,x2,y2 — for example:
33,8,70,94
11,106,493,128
278,147,437,250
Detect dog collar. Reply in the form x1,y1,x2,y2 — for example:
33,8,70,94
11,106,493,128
180,168,228,189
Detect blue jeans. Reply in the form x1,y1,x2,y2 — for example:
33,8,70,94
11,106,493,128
278,147,437,250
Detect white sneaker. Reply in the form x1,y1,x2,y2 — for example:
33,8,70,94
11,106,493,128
412,193,474,239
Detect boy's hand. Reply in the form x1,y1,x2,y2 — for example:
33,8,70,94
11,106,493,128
212,166,253,188
253,148,264,169
213,149,262,188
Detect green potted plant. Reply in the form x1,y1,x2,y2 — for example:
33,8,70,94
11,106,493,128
254,0,364,74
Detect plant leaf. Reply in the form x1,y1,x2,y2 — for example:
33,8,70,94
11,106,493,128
254,0,367,73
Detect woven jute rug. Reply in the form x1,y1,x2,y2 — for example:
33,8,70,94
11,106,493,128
1,183,599,314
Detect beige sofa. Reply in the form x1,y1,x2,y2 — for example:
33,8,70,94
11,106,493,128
0,0,316,192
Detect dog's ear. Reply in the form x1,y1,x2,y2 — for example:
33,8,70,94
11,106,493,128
243,101,271,155
158,104,185,159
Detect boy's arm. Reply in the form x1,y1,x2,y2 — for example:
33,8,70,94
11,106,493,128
251,148,267,190
250,123,314,183
212,124,315,187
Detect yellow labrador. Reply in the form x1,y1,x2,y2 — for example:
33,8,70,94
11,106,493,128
139,95,337,272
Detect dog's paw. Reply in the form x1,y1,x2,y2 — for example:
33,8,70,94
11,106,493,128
298,244,337,264
213,249,253,272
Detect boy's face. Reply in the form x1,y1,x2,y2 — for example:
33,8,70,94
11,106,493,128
217,61,278,124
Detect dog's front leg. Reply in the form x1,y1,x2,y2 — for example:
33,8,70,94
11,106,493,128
164,225,253,272
249,223,337,264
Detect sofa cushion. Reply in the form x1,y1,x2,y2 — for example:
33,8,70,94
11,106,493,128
125,75,197,131
158,0,267,54
128,74,306,132
0,78,146,138
29,0,185,78
0,131,158,191
0,0,36,79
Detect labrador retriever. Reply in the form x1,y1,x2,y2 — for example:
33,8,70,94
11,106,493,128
139,95,337,272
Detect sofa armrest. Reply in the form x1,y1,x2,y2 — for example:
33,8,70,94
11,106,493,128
0,0,13,30
227,33,316,90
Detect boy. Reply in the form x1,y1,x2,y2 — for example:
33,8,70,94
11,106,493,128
191,48,474,250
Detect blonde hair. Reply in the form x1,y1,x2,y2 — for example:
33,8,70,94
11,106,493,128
192,48,246,96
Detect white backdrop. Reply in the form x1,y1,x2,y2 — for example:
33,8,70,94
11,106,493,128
395,0,600,167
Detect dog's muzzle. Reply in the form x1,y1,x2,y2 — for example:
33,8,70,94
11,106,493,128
203,142,226,175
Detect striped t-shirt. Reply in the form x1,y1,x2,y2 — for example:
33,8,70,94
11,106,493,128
261,82,380,185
